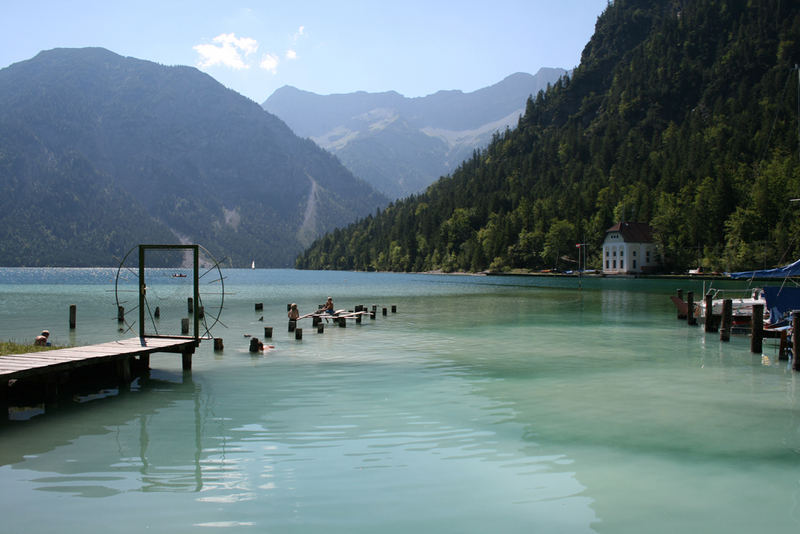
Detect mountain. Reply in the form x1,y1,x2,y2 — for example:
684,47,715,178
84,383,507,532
296,0,800,274
0,48,387,267
263,69,566,199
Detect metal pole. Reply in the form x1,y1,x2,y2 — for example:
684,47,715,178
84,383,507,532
138,245,146,338
193,245,200,340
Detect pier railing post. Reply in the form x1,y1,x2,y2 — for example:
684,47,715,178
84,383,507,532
676,289,685,319
751,304,764,353
686,291,697,326
793,311,800,371
720,299,732,342
704,292,717,333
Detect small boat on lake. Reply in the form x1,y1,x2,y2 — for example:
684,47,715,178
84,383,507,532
728,258,800,325
694,287,766,325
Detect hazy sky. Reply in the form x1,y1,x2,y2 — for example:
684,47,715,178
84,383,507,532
1,0,609,103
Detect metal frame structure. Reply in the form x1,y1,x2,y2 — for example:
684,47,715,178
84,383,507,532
138,244,200,340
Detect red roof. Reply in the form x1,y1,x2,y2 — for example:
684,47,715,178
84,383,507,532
605,222,653,243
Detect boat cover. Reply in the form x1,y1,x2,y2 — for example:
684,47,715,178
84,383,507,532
762,286,800,324
728,258,800,279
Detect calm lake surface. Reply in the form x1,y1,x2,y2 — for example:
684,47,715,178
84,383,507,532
0,268,798,533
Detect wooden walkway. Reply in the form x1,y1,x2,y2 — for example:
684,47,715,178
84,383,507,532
0,337,200,383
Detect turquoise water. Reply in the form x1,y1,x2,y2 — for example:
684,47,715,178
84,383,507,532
0,269,798,533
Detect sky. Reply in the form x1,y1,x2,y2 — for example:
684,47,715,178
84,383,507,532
1,0,609,103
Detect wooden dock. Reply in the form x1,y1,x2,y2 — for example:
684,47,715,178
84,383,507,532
0,337,200,407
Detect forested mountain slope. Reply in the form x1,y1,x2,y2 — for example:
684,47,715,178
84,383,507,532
297,0,800,273
0,48,386,267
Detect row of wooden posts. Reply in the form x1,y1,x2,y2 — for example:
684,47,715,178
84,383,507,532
64,299,397,354
248,303,397,351
677,289,800,371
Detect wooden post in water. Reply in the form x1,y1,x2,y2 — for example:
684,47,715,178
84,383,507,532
392,305,397,313
339,317,346,328
686,292,696,326
793,311,800,371
249,338,261,353
213,338,224,351
288,320,296,332
181,318,189,334
317,323,324,334
154,306,160,319
676,289,685,319
295,328,303,340
751,304,764,353
118,306,125,323
255,303,263,311
779,330,789,361
720,299,732,342
116,357,132,383
370,311,376,320
382,307,387,316
704,293,717,333
187,297,194,314
69,304,77,329
264,326,273,339
313,316,321,327
181,350,192,371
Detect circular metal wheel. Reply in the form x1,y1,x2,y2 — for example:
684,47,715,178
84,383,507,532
114,245,225,338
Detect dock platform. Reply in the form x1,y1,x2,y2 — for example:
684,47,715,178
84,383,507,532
0,337,200,405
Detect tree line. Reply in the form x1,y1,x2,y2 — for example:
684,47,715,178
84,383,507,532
297,0,800,274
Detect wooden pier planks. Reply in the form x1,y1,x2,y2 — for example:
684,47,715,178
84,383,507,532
0,337,199,380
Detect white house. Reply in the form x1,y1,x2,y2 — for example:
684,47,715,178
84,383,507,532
602,222,657,274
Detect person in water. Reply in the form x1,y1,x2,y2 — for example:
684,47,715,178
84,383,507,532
288,303,300,321
322,297,335,314
34,330,50,346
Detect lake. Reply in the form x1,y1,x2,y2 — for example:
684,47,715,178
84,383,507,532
0,268,798,533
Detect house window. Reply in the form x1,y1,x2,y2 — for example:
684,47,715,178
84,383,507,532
633,250,637,256
606,260,609,269
633,259,637,269
620,249,624,256
613,260,617,268
620,260,624,269
605,249,609,257
613,250,616,257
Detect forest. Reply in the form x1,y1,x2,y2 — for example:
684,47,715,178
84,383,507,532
296,0,800,274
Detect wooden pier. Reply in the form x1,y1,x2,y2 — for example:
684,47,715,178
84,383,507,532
0,337,200,408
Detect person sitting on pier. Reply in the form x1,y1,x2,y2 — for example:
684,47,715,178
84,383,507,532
322,297,335,315
288,303,300,321
34,330,50,346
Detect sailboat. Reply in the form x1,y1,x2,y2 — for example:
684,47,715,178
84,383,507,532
251,260,255,269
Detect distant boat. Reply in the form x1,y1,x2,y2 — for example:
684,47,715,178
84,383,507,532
251,260,255,269
172,273,186,278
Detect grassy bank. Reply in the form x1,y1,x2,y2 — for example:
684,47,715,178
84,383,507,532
0,341,62,356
